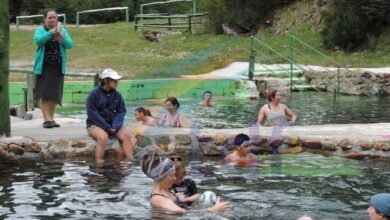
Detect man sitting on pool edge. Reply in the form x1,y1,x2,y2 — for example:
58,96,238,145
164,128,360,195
86,69,133,164
224,133,258,167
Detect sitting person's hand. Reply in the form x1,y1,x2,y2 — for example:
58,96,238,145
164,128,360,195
176,193,187,202
107,128,117,135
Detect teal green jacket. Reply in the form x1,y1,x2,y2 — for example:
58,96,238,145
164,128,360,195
33,26,73,75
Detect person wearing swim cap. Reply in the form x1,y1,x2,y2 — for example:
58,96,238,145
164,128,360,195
139,146,232,213
368,193,390,220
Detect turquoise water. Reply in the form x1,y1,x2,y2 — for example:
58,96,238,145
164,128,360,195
57,92,390,128
0,153,389,219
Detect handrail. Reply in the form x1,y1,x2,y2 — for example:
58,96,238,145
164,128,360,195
76,7,129,27
16,14,66,30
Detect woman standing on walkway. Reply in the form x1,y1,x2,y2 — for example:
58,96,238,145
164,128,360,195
160,97,188,128
257,90,297,126
33,9,73,128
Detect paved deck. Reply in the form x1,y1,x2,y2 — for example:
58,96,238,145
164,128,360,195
8,116,390,142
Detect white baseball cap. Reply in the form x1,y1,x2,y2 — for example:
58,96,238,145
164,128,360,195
100,69,122,80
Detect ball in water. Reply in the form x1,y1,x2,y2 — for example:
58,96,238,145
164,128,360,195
199,191,217,207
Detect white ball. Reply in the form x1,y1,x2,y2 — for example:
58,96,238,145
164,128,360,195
199,191,217,207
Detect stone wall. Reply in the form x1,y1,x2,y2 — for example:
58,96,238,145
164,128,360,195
1,127,389,165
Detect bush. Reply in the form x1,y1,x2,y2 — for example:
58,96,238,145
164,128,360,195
321,0,390,51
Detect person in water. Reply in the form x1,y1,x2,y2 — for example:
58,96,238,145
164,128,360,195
139,146,231,213
367,193,390,220
257,89,297,126
200,91,213,107
134,107,158,126
160,97,188,128
170,159,200,207
224,133,258,166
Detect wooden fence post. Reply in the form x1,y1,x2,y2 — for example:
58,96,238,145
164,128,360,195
0,0,11,137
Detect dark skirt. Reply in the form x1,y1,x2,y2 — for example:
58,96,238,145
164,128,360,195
34,63,64,106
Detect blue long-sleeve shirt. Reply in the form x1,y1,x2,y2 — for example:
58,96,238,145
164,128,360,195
86,86,126,131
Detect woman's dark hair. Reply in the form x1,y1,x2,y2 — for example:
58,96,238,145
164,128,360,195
203,91,212,100
234,133,250,145
43,9,57,18
135,107,152,116
268,90,279,102
165,97,180,109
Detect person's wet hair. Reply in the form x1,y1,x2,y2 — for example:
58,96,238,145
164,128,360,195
268,90,278,102
43,8,56,18
234,133,250,146
135,107,152,117
203,91,212,100
165,97,180,109
173,160,186,178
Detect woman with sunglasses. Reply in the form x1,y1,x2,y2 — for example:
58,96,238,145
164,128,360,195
224,133,258,167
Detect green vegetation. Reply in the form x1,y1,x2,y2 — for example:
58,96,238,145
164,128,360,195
10,0,390,81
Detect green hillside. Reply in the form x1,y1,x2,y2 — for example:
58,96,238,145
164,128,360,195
9,1,390,80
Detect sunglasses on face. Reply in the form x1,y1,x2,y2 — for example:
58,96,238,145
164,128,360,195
170,157,182,161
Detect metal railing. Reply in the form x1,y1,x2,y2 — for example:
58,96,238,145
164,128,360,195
76,7,129,27
16,14,66,31
249,35,379,97
10,68,99,111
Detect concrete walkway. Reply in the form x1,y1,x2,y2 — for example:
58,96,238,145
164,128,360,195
8,115,390,142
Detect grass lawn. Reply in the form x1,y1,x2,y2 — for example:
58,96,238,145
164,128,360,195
9,1,390,80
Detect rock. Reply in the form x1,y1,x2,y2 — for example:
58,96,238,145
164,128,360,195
343,152,368,160
173,145,192,155
9,144,24,155
249,145,272,154
155,135,170,145
175,134,192,145
71,140,87,148
199,142,223,156
373,141,390,151
198,136,214,142
285,135,300,146
52,140,69,148
383,73,390,78
143,31,161,42
339,139,353,150
301,138,322,149
287,146,304,154
356,139,372,150
222,23,250,36
26,140,41,152
136,135,152,147
158,143,173,153
253,136,269,146
270,139,283,147
214,133,228,145
0,146,6,157
322,140,338,151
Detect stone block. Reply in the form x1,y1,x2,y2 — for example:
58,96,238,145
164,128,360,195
270,139,283,147
52,140,70,148
9,144,25,155
198,136,214,142
339,139,353,150
301,138,322,149
173,145,192,155
155,135,171,145
252,135,269,146
374,141,390,151
0,146,6,157
285,135,300,146
214,133,228,145
26,140,41,153
322,140,338,151
199,142,223,156
175,134,192,145
136,135,152,147
287,146,304,154
342,152,368,160
71,140,87,148
356,139,372,150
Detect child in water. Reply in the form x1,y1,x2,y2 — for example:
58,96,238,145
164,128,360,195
170,157,200,207
224,133,258,167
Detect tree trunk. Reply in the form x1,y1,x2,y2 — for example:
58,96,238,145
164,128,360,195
0,0,10,137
